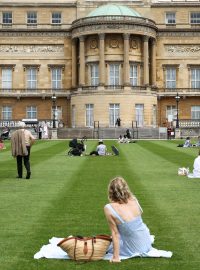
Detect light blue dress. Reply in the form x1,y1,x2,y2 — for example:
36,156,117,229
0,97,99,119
105,203,153,257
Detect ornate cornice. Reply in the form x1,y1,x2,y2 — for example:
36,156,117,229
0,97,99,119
72,23,157,39
157,30,200,37
0,31,70,37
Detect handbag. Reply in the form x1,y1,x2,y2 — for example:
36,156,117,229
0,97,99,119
57,235,112,261
178,167,189,176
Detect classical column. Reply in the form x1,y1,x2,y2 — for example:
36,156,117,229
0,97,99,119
99,34,105,86
151,39,156,86
79,35,85,86
72,39,77,88
143,36,149,85
123,33,130,86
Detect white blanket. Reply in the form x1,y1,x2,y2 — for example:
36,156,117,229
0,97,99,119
34,237,172,260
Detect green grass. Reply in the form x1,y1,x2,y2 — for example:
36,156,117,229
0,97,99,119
0,139,200,270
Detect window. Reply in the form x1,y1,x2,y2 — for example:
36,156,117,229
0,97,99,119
52,12,61,24
166,68,176,88
2,12,12,24
90,64,99,86
26,106,37,119
51,68,62,89
109,64,120,86
191,106,200,120
165,12,176,24
191,68,200,88
71,105,76,128
190,12,200,24
130,64,138,86
85,104,94,127
152,105,157,127
27,12,37,25
51,106,62,121
2,106,12,120
166,105,176,121
109,104,120,127
27,68,37,89
135,104,144,127
2,68,12,89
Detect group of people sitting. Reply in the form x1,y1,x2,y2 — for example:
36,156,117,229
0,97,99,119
118,129,136,144
178,136,200,148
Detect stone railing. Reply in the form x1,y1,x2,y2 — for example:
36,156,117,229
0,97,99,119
0,88,71,97
72,15,156,28
179,119,200,128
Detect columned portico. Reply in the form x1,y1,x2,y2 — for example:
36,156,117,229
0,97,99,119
99,33,105,86
79,36,85,86
123,33,130,86
143,36,149,86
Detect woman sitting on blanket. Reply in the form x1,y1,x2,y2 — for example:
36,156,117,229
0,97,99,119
34,177,172,261
104,176,172,263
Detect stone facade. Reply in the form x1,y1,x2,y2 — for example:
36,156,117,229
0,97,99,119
0,0,200,129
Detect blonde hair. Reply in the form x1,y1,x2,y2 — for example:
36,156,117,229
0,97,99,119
108,176,133,204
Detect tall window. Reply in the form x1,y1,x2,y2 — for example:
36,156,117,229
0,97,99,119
130,64,138,86
27,68,37,89
109,104,120,127
90,64,99,86
85,104,94,127
109,64,120,86
166,68,176,88
166,105,176,121
52,68,62,89
2,12,12,24
190,12,200,24
27,12,37,25
166,12,176,24
2,106,12,120
26,106,37,119
2,68,12,89
71,105,76,128
152,105,157,127
52,12,61,24
191,106,200,119
191,68,200,88
135,104,144,127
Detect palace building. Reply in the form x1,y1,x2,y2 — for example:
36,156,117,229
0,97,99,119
0,0,200,134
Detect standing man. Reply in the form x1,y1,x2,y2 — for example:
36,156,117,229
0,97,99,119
11,121,35,179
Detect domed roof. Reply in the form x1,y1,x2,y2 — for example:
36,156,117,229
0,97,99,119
87,4,141,17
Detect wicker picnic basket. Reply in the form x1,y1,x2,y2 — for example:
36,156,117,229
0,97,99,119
57,235,112,261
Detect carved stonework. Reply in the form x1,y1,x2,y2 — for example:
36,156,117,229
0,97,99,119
130,39,138,49
109,39,119,48
0,32,70,37
165,45,200,56
72,24,156,38
158,32,200,37
90,39,98,49
0,45,64,55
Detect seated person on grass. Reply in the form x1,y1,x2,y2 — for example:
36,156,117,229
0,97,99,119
177,137,192,147
188,150,200,178
34,176,173,261
90,139,107,156
194,136,200,147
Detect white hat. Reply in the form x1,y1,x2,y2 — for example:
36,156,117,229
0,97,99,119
99,139,103,143
18,121,26,128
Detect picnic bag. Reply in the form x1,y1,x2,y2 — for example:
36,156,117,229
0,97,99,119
178,167,189,176
57,235,112,261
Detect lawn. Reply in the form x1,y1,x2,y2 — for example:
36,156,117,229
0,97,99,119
0,139,200,270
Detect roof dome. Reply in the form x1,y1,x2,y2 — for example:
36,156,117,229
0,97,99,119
87,4,141,17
